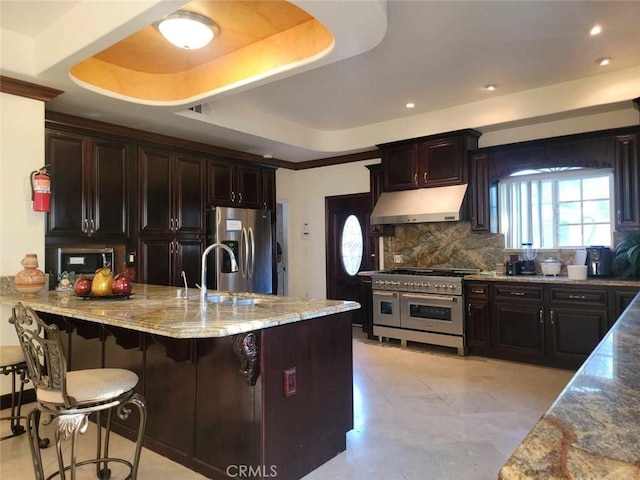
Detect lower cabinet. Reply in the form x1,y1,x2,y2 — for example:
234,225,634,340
465,281,640,369
138,236,203,287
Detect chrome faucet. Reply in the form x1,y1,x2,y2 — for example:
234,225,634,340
200,243,239,305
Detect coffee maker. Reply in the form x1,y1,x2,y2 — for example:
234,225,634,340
586,246,613,277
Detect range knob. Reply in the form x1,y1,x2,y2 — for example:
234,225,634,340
426,283,431,289
449,284,456,290
434,283,440,289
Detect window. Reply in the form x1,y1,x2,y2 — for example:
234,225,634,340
340,215,363,275
499,168,613,249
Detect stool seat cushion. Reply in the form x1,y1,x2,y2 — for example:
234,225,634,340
0,346,25,368
37,368,138,406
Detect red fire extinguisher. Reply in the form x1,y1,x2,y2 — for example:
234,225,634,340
31,167,51,212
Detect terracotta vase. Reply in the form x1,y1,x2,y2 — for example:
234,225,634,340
15,254,46,297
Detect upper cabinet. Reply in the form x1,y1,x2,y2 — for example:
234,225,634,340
614,133,639,231
207,158,276,210
46,130,130,240
380,130,481,192
469,153,491,232
138,147,205,236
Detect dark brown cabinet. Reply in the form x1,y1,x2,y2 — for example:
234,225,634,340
207,158,274,209
610,287,640,326
380,130,480,192
138,148,205,236
470,153,491,232
138,236,203,287
614,133,640,230
465,283,491,351
46,130,129,239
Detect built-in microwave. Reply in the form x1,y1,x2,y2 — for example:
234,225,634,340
57,248,114,278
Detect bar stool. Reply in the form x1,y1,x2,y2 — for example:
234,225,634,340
0,345,27,440
10,302,147,480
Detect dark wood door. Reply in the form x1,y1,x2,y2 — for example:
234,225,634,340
467,299,491,349
45,131,89,237
237,165,262,208
138,236,173,286
139,147,173,235
174,238,203,287
614,133,639,230
420,137,466,187
470,153,491,232
174,156,205,234
548,307,606,368
492,302,545,361
261,168,276,210
382,143,418,191
91,138,129,238
207,158,235,206
326,193,372,325
610,287,640,326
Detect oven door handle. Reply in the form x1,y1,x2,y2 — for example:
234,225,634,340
373,291,398,297
403,293,458,303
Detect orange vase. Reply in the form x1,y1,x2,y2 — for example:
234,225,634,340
15,254,46,297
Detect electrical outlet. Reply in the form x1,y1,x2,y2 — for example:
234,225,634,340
394,254,403,263
284,367,297,397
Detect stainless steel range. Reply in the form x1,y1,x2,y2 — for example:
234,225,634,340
371,268,479,355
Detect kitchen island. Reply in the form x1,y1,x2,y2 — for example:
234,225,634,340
499,291,640,479
0,284,360,480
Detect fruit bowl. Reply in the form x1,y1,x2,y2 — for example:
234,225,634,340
75,292,133,300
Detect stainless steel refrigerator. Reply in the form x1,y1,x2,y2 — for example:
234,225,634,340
205,206,273,294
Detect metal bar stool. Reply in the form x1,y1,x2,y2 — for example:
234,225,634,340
1,345,27,440
10,302,147,480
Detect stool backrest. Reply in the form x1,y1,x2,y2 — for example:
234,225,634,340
9,302,71,408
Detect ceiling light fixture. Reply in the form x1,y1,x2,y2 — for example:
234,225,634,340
589,25,602,36
157,11,219,50
406,103,415,109
596,57,612,66
484,84,498,91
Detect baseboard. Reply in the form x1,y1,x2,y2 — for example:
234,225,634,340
1,388,36,411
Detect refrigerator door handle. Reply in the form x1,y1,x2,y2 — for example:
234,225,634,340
248,227,255,278
241,227,248,278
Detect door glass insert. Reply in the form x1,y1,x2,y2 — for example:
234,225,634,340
340,214,363,276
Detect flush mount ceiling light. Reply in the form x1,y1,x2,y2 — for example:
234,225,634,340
484,84,498,91
157,11,219,50
596,57,612,66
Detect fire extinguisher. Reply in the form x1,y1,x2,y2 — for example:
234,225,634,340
30,167,51,212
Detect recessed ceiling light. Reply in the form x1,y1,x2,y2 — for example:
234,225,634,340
596,57,612,66
484,84,498,91
157,11,219,50
590,25,602,36
406,103,415,109
263,154,273,159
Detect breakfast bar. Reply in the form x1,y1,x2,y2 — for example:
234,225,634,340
0,285,360,480
499,291,640,479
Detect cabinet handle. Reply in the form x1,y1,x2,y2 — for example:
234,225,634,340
467,303,472,316
413,173,417,185
174,218,179,231
617,210,621,223
510,291,526,296
471,289,484,294
539,309,543,324
232,192,236,203
83,218,88,233
90,219,95,234
263,202,267,209
568,294,586,300
239,192,243,204
423,171,427,183
550,310,555,325
169,241,173,254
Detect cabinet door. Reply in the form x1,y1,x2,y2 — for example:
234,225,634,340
383,144,418,191
46,131,89,237
420,138,466,187
614,134,640,230
492,302,545,361
237,165,262,208
467,300,491,349
174,238,203,288
470,154,490,232
138,237,173,286
91,139,129,238
261,168,276,210
549,307,606,368
139,147,173,235
610,287,640,327
174,156,205,234
207,159,235,207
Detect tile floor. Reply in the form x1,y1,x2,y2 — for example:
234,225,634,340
1,329,573,479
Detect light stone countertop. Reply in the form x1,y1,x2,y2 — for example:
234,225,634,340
464,273,640,287
0,284,360,339
499,291,640,479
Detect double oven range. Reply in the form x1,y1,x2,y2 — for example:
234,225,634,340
371,268,478,356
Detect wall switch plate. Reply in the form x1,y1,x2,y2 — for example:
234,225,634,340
394,254,403,263
284,367,297,397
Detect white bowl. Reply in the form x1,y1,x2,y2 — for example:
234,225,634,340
567,265,588,280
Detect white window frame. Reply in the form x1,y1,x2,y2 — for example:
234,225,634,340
499,168,614,250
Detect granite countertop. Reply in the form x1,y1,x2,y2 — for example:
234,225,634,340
0,284,360,339
499,291,640,479
464,273,640,287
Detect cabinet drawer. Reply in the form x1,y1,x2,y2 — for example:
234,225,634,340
466,283,489,299
493,284,543,302
549,287,607,306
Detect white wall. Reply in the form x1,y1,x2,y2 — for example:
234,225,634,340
0,92,46,395
276,159,379,299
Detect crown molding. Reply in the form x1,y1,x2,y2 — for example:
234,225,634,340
0,76,63,102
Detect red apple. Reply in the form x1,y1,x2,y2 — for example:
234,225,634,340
73,277,92,295
111,273,133,295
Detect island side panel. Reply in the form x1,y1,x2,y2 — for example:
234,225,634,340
261,312,354,480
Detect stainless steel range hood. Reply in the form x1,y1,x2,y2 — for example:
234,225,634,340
371,184,468,225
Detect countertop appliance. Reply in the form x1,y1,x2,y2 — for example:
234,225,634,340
57,247,114,279
586,246,613,277
370,268,479,355
206,206,273,294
